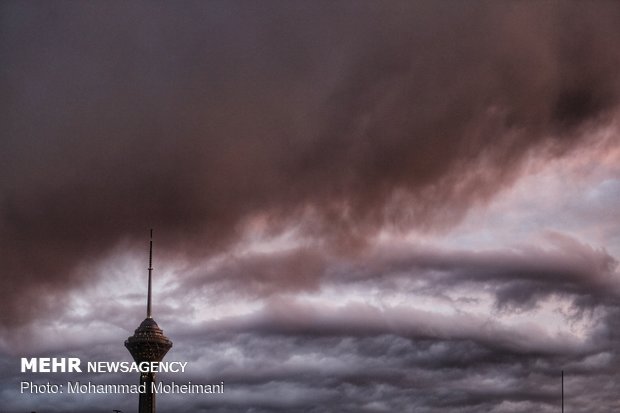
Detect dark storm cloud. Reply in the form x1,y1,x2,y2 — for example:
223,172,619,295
4,229,616,412
200,235,615,343
125,314,617,413
2,1,620,325
4,310,618,413
180,232,618,320
360,232,620,315
2,2,620,411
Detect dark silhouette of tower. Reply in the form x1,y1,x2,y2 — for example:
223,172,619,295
125,230,173,413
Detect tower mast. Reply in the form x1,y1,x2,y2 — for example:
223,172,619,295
147,228,153,318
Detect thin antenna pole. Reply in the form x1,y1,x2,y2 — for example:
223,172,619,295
561,370,564,413
147,229,153,318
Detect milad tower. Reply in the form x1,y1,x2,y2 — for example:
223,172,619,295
125,230,173,413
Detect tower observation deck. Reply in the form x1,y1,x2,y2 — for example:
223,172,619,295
125,230,173,413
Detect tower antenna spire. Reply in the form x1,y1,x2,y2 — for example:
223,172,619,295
147,228,153,318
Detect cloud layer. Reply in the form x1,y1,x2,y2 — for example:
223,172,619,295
2,1,620,324
1,1,620,412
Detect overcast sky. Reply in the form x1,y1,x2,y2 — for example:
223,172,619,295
1,1,620,412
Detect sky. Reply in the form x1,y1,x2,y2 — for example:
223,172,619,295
1,1,620,412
